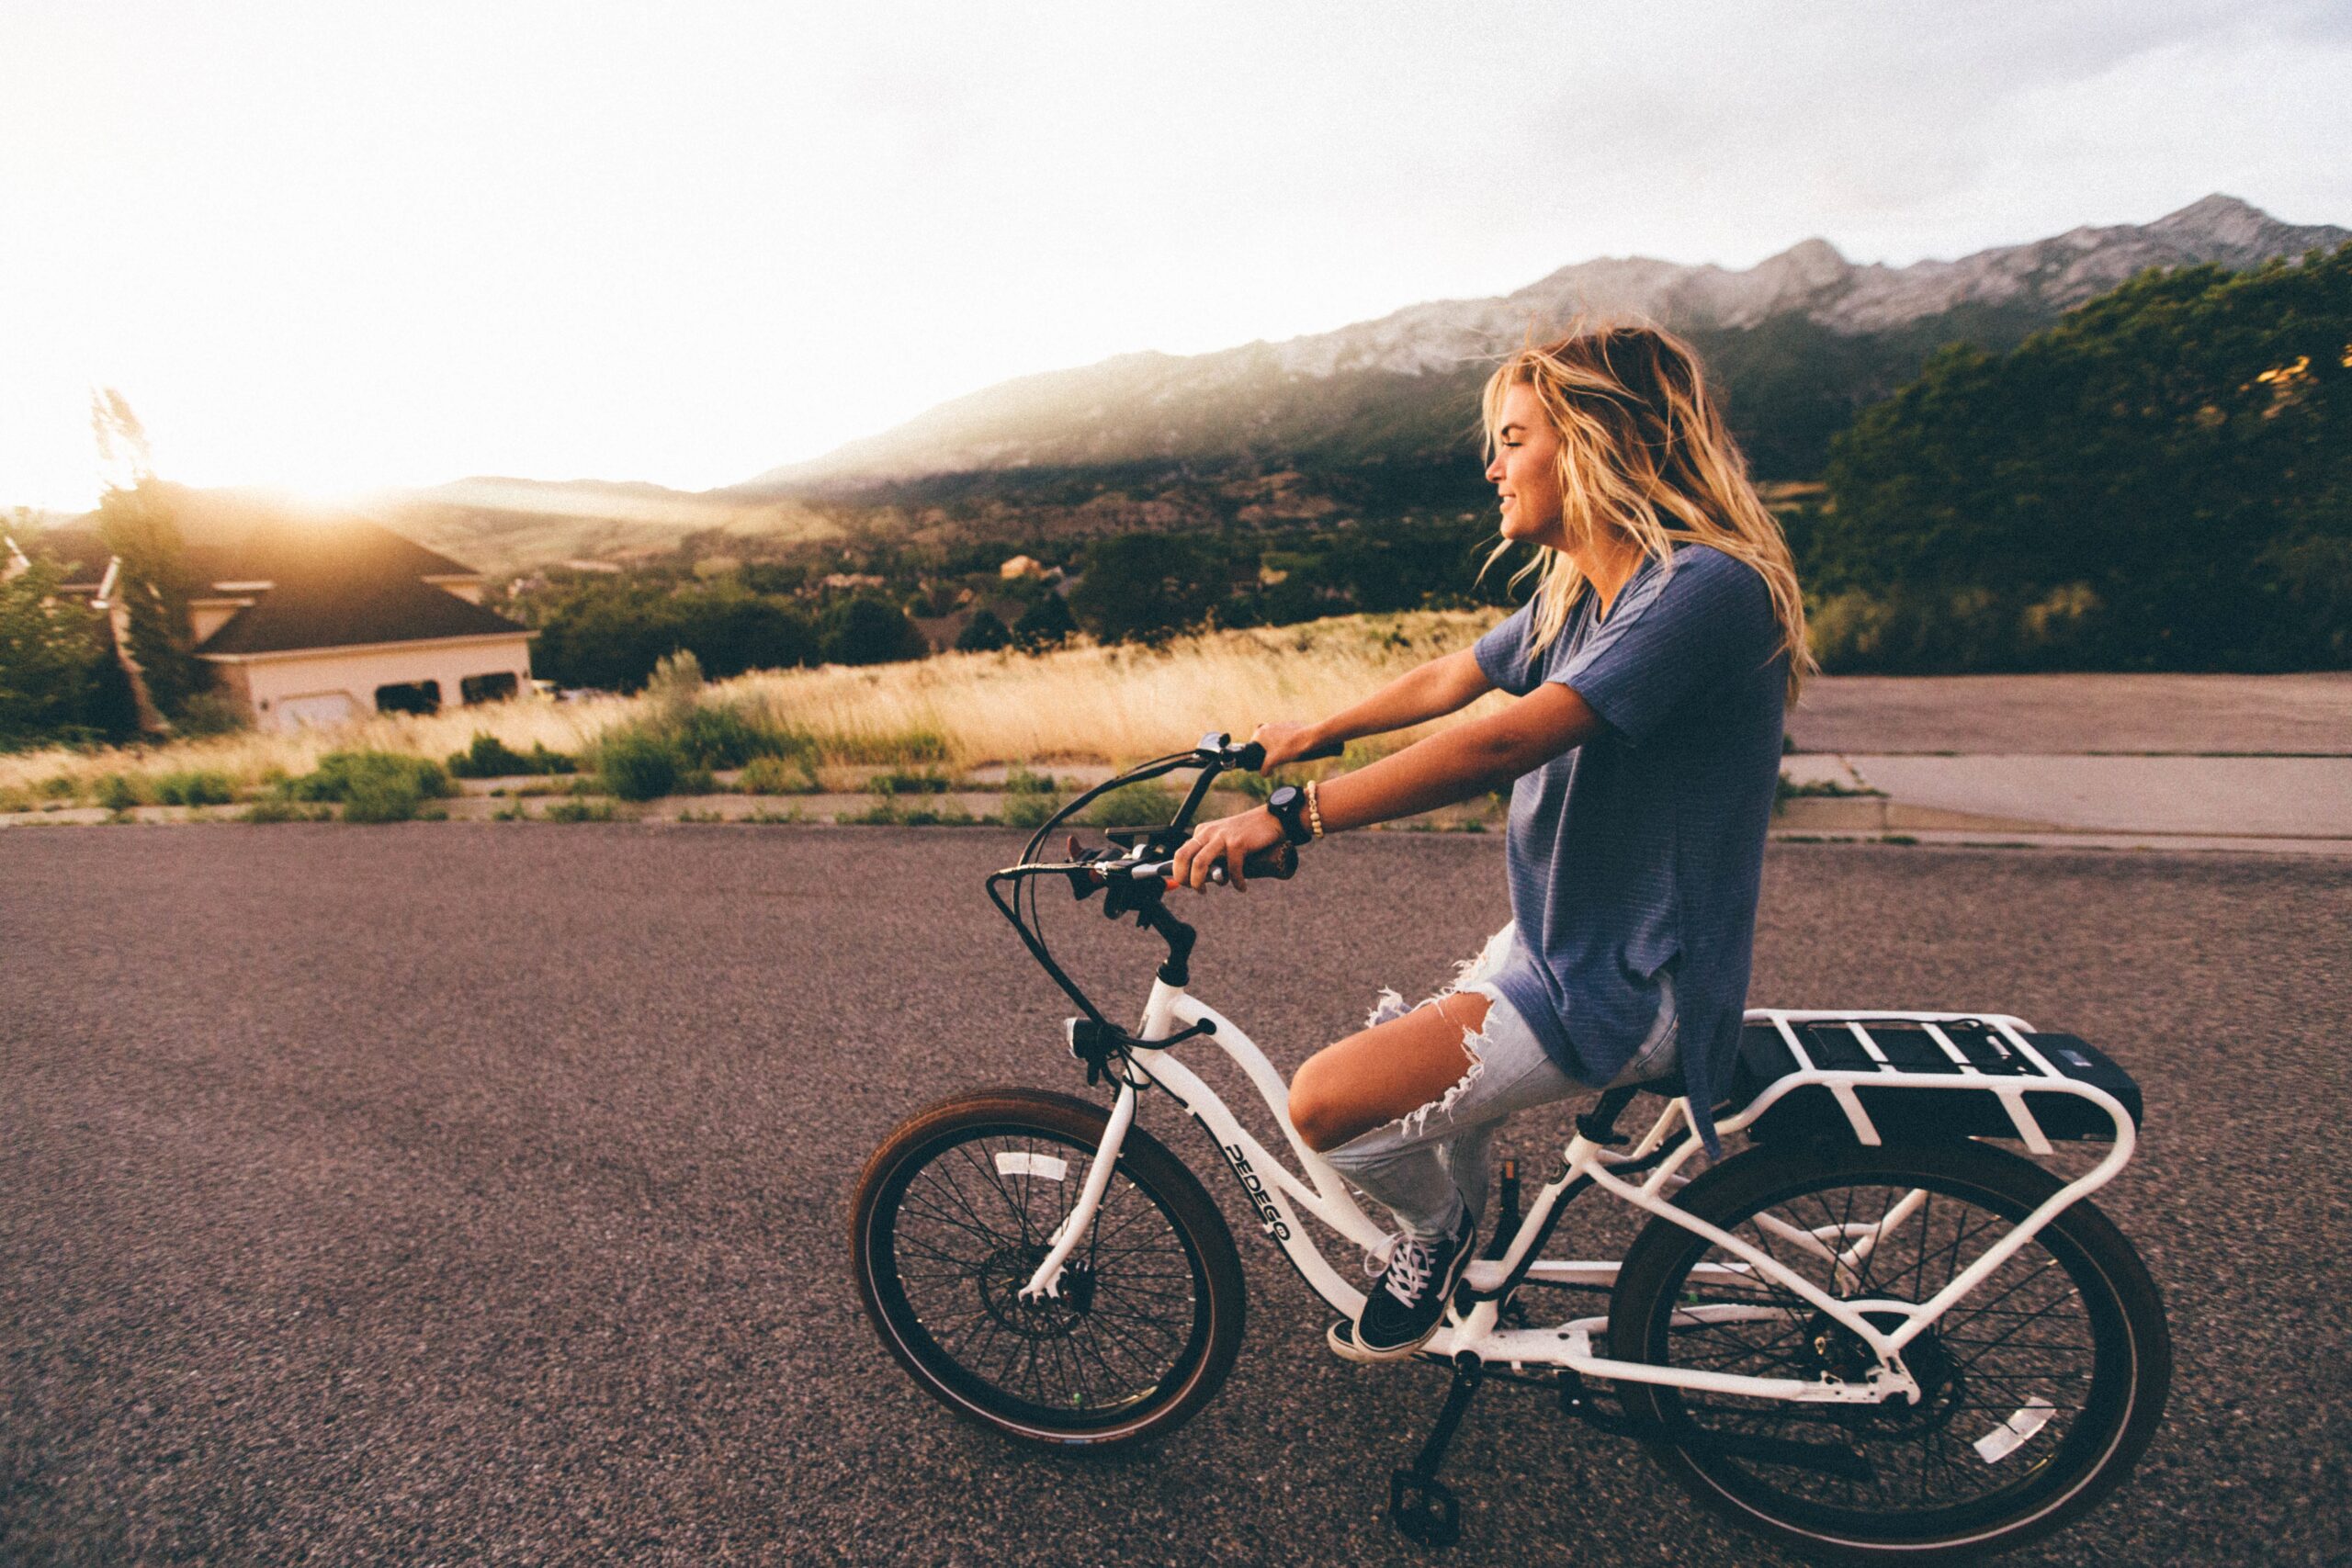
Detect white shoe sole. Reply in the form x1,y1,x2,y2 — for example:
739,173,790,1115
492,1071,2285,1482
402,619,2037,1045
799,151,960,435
1328,1224,1477,1364
1327,1318,1436,1364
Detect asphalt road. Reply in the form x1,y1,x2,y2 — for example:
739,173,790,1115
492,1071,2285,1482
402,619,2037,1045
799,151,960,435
5,826,2347,1566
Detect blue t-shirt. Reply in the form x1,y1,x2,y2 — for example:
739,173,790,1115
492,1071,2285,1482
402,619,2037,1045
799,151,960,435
1472,543,1785,1156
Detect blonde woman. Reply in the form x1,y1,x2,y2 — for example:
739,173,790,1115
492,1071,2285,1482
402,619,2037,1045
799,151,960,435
1170,323,1811,1361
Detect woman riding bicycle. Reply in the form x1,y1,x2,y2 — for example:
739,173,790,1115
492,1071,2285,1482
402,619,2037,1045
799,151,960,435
1170,321,1811,1362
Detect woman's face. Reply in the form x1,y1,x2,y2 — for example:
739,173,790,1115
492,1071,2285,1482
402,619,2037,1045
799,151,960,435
1486,381,1565,547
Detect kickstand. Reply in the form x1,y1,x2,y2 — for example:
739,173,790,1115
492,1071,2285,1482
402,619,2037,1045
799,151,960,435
1388,1351,1485,1549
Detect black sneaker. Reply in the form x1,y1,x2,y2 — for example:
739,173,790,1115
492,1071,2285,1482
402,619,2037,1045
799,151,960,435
1344,1207,1476,1362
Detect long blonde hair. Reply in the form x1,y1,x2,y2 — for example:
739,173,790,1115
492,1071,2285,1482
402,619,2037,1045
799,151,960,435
1478,323,1813,699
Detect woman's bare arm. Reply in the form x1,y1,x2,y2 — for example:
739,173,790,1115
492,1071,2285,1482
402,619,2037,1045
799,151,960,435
1172,680,1601,892
1317,682,1604,830
1296,648,1496,753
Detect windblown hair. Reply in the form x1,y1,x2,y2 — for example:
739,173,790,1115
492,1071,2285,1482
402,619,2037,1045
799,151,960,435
1478,322,1813,698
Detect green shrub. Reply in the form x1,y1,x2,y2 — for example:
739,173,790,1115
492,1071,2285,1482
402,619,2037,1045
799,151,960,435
956,609,1012,652
675,767,718,795
899,801,977,826
994,791,1063,829
1003,766,1057,795
597,728,678,801
872,768,953,795
286,751,456,804
153,769,234,807
171,692,251,738
543,797,616,823
240,798,326,824
1773,775,1884,812
825,728,950,764
1225,767,1276,803
738,755,820,795
668,702,810,769
1079,781,1183,827
96,774,143,812
38,775,75,799
341,776,428,823
838,797,978,827
447,732,577,778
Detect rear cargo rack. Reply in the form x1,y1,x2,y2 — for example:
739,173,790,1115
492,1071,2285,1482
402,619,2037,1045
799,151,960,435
1725,1009,2143,1155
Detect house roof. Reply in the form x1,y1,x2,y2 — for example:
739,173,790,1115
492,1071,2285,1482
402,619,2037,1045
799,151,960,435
186,512,528,657
30,490,530,657
18,521,112,591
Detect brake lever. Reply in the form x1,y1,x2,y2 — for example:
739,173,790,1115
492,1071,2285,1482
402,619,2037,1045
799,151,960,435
1062,834,1111,902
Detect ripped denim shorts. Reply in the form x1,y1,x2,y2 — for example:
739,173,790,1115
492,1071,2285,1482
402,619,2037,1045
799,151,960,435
1321,920,1679,1238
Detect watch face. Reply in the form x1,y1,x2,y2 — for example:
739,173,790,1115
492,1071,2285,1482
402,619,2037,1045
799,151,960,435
1269,785,1301,811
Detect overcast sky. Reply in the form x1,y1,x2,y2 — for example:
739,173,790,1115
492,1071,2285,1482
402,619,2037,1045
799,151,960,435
3,0,2346,509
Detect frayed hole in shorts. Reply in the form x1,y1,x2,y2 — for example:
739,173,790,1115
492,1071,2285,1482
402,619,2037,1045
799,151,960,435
1397,998,1497,1142
1363,986,1409,1030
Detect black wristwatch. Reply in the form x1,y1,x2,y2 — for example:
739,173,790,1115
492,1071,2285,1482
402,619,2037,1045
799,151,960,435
1265,784,1315,847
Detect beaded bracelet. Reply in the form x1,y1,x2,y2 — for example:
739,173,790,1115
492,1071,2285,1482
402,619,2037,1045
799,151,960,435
1304,778,1325,840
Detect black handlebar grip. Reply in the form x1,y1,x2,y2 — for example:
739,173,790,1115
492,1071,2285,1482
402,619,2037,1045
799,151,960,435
1233,738,1345,773
1207,841,1299,884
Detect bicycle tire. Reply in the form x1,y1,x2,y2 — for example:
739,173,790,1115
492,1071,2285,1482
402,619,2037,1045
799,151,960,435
850,1088,1247,1450
1608,1138,2169,1562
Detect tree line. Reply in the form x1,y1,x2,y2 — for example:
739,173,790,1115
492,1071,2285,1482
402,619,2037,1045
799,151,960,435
1801,243,2351,671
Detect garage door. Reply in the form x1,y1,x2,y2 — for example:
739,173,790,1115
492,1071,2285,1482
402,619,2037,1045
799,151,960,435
275,693,359,730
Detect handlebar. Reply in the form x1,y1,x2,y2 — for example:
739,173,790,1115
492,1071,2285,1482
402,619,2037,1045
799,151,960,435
1129,838,1299,887
986,729,1340,1035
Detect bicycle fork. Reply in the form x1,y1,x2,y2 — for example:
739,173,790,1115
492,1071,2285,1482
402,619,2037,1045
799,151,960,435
1017,1077,1138,1303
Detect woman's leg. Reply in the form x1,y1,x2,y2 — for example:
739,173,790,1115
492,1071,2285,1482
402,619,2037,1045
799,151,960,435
1289,924,1579,1240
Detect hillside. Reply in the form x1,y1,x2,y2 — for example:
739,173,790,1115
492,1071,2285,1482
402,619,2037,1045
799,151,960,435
736,194,2346,493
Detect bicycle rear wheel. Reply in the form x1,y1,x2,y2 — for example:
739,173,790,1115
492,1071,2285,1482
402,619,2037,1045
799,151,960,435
1608,1139,2169,1562
850,1088,1246,1450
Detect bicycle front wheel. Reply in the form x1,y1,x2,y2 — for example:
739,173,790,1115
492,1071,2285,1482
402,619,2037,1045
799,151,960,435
1608,1139,2169,1562
850,1088,1246,1450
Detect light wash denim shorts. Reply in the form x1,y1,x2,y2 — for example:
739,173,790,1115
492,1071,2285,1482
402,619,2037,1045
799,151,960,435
1323,921,1679,1236
1363,919,1681,1130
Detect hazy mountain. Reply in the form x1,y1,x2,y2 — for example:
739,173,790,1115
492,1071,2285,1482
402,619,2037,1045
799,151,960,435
371,477,845,578
735,195,2346,492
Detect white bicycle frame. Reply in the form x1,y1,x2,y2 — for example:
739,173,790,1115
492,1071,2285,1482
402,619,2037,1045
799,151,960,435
1019,978,2138,1412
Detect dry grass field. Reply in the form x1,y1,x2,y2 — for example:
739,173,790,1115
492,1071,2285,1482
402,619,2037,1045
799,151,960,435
0,609,1510,805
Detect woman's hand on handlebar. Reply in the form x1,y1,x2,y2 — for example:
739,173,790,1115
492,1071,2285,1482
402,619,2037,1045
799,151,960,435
1170,806,1287,894
1250,721,1336,771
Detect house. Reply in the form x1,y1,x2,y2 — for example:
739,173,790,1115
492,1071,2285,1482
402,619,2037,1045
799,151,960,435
23,503,536,734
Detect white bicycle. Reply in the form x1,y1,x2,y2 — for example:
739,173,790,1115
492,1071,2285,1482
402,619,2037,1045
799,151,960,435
849,735,2171,1559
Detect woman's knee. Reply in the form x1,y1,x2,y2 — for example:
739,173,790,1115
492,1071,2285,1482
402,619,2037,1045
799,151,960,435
1287,1052,1356,1153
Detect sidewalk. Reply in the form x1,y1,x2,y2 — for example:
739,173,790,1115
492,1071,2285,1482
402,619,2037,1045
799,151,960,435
1778,674,2352,856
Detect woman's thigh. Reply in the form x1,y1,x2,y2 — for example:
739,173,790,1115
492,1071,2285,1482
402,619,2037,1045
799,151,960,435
1287,991,1502,1153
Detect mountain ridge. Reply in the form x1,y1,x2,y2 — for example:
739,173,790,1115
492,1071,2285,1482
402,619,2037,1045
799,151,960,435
733,194,2346,493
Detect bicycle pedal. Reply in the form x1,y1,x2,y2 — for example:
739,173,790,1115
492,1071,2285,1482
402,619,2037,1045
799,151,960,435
1388,1469,1460,1549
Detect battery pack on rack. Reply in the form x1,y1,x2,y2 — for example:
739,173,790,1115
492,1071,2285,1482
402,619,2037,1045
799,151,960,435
1726,1015,2143,1145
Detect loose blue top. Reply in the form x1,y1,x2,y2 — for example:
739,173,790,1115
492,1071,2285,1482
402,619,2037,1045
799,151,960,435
1472,543,1786,1156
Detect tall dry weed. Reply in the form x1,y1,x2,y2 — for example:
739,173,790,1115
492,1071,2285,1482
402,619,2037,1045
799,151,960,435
0,608,1508,797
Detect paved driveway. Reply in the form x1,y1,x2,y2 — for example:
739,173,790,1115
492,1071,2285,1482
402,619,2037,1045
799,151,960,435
4,827,2347,1565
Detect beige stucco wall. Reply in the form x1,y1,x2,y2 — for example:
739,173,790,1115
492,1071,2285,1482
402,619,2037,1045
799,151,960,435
212,634,536,733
